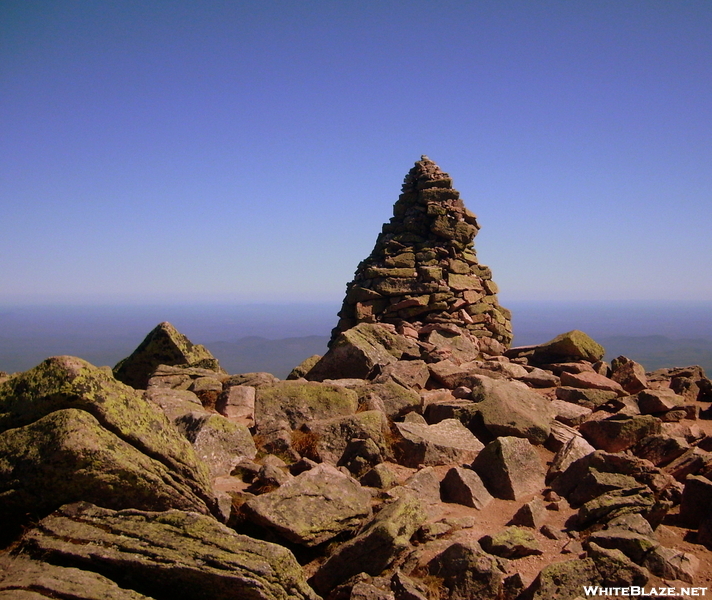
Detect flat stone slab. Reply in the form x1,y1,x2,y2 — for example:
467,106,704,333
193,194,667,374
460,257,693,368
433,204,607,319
395,418,484,467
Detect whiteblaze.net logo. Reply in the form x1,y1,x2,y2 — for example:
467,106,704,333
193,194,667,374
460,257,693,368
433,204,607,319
583,586,708,597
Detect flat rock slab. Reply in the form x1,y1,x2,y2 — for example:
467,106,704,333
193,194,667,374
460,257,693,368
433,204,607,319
559,371,625,395
480,525,542,558
243,463,372,546
395,418,484,467
18,502,319,600
472,436,546,500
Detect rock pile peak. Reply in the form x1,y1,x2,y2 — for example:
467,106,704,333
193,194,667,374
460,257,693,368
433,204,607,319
331,156,513,350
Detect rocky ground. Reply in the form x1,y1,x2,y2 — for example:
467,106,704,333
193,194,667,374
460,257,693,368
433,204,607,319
1,319,712,600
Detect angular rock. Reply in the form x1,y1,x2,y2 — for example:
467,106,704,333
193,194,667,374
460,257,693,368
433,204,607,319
610,356,648,394
546,420,583,452
427,541,504,600
302,410,390,465
216,384,256,426
18,502,319,600
480,526,542,558
145,387,205,422
353,380,421,418
579,414,662,453
662,446,712,481
586,528,659,564
174,412,257,478
647,365,712,403
440,466,493,509
287,354,322,380
470,375,554,444
308,323,420,381
550,399,592,427
472,436,546,500
679,474,712,527
360,463,399,490
632,434,690,467
585,542,649,587
394,418,484,468
643,546,699,583
569,470,640,507
508,330,605,365
114,322,222,389
311,492,427,594
548,434,596,481
577,487,655,528
403,466,442,504
427,360,497,390
509,497,548,529
243,463,372,546
638,388,685,414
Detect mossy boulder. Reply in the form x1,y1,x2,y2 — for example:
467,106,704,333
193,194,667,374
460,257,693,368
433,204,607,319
114,322,223,389
352,380,420,418
531,558,601,600
0,409,213,542
17,502,320,600
255,380,358,431
480,526,542,558
287,355,322,380
510,330,606,366
0,356,216,531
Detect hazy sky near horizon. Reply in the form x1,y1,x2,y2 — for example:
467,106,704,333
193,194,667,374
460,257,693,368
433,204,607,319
2,1,711,305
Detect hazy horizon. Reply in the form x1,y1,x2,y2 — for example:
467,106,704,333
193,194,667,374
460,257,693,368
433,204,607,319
1,300,710,377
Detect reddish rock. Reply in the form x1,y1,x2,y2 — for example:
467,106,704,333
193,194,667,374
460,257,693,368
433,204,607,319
610,356,648,394
559,371,626,396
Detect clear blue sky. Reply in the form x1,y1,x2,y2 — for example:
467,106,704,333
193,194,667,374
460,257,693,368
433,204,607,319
2,1,711,305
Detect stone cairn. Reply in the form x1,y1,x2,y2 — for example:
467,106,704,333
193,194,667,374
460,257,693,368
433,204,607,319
331,156,513,349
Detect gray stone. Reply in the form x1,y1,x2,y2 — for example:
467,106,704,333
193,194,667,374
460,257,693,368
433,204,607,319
470,375,554,444
394,418,484,468
472,436,546,500
480,526,542,558
441,466,494,509
216,384,256,426
243,463,372,546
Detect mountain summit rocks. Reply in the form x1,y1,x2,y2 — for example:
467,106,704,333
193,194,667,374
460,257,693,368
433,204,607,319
331,156,512,349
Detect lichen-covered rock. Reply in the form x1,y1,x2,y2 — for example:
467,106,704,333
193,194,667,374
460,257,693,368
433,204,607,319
288,354,322,380
301,410,390,465
469,375,554,444
255,380,358,431
480,526,542,558
307,324,420,381
311,492,427,594
394,418,484,468
114,322,223,389
577,487,655,528
472,436,546,500
509,330,605,365
0,556,152,600
0,356,215,534
352,380,421,418
530,558,601,600
0,409,214,540
243,463,372,547
643,546,699,583
174,412,257,477
610,356,648,394
17,502,320,600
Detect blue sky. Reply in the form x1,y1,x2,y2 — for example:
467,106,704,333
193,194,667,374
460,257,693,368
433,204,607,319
2,1,711,305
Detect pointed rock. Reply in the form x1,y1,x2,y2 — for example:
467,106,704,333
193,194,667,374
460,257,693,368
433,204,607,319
114,322,223,389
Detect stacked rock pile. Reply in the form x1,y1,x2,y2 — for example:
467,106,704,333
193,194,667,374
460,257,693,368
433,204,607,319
332,156,512,352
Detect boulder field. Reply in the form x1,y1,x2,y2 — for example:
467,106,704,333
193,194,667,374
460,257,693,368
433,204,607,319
2,158,712,599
